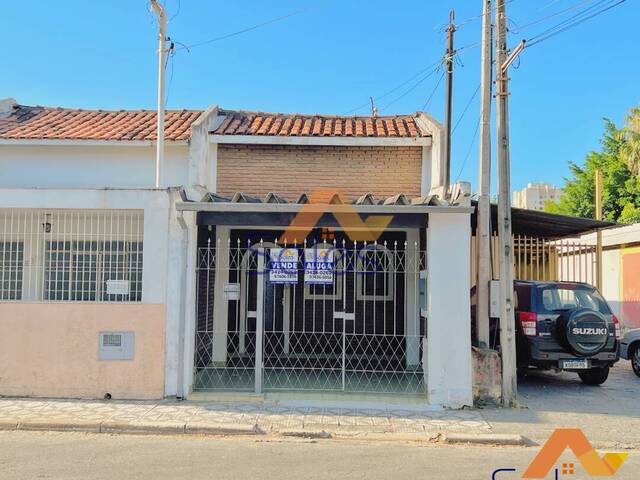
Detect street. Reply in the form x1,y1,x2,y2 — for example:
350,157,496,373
0,430,637,480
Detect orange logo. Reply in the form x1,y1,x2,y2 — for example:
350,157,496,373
523,429,628,478
278,189,393,243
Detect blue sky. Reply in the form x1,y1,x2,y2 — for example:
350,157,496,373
1,0,638,192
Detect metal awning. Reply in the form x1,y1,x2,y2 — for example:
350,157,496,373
470,201,615,238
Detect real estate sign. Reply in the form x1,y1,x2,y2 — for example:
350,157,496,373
269,248,298,284
304,248,334,284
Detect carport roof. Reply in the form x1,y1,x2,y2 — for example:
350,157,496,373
470,201,615,238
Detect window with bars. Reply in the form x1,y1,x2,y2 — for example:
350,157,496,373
0,209,144,302
44,240,143,302
0,241,24,300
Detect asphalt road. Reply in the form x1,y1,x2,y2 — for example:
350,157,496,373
0,431,638,480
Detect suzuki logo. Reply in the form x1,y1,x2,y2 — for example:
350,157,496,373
572,327,607,335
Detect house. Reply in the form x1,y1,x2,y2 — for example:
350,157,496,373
0,98,473,407
556,223,640,330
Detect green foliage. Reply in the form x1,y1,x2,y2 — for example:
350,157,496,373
544,115,640,224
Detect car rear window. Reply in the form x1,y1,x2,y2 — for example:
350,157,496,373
536,286,611,314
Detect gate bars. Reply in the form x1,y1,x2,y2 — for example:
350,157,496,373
193,238,427,395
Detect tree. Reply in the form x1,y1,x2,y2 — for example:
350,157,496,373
545,116,640,224
621,105,640,176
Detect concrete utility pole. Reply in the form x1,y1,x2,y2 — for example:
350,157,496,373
443,10,456,197
150,0,167,189
595,169,603,290
476,0,493,349
495,0,517,407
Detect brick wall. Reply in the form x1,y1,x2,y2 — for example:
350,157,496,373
216,144,423,201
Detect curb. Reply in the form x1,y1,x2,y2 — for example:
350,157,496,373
280,430,332,439
0,420,266,437
442,433,533,446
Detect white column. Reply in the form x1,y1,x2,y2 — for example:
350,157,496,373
211,226,230,364
425,211,472,407
181,211,198,397
405,228,420,368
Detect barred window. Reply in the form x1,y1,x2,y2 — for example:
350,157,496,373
0,209,143,303
0,241,24,300
44,240,143,302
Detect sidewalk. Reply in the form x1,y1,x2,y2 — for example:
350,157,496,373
0,397,490,440
2,364,637,446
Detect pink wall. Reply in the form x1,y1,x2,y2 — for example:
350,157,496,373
622,249,640,329
0,303,165,399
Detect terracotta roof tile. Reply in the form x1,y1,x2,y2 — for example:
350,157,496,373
212,110,428,138
0,105,201,141
0,105,430,141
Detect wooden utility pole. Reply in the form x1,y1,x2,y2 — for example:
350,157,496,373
595,169,603,290
476,0,493,349
495,0,517,407
443,10,456,196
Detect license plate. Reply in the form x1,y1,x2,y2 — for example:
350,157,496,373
560,359,590,369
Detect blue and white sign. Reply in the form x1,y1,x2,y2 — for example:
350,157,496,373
304,248,334,284
269,248,298,284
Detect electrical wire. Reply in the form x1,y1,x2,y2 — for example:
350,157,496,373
175,8,307,51
346,38,482,115
525,0,627,47
510,0,596,34
421,70,445,111
454,118,481,183
382,64,442,110
345,59,443,114
169,0,181,23
452,84,480,134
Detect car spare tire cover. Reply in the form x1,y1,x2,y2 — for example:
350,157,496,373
559,308,609,356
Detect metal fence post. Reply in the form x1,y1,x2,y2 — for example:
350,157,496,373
255,247,265,394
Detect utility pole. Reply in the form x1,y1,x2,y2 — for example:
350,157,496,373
150,0,167,188
495,0,517,407
476,0,493,349
442,10,456,196
595,169,603,290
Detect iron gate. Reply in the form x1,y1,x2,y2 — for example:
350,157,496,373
193,233,427,395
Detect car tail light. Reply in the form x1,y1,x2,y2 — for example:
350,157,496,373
613,314,621,339
519,311,537,337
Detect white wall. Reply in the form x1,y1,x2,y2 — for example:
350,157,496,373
425,210,473,408
0,144,189,189
0,187,188,396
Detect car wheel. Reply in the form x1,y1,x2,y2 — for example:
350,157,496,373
632,345,640,378
578,366,610,385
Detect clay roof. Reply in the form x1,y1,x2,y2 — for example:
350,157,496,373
0,105,201,141
0,104,430,142
212,110,428,138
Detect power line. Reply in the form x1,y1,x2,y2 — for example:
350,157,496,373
169,0,181,23
175,8,307,51
454,118,481,183
510,0,597,34
421,70,445,111
452,84,480,134
346,39,481,115
382,64,442,110
345,59,443,114
526,0,627,47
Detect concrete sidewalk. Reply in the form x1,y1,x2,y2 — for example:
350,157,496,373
2,363,637,445
0,397,490,439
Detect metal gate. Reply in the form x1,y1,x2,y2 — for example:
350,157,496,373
193,232,427,395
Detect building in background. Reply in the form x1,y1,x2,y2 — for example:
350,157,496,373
513,182,563,211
